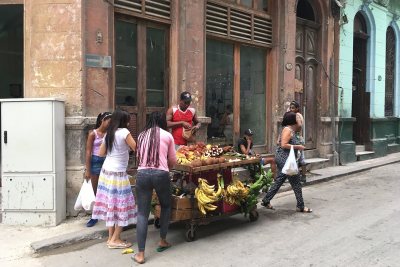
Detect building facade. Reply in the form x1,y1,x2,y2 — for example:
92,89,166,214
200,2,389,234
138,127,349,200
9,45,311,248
0,0,340,216
337,0,400,163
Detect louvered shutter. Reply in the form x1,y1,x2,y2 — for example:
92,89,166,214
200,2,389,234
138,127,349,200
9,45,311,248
115,0,171,21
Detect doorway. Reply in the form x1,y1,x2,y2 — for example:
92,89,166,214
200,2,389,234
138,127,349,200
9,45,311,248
295,0,319,149
114,17,169,139
352,13,370,145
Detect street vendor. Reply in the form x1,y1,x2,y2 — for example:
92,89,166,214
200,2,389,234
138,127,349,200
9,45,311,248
237,129,276,179
167,91,201,149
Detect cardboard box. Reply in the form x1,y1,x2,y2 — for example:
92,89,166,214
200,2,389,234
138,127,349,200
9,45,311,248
172,196,197,210
154,205,197,221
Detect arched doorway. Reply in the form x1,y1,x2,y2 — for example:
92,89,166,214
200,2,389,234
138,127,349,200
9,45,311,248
295,0,319,149
352,12,370,145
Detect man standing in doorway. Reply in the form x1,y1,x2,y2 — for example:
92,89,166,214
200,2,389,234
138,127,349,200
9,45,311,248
167,91,201,148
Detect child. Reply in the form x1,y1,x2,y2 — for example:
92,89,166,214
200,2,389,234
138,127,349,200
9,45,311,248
85,112,112,227
92,110,137,249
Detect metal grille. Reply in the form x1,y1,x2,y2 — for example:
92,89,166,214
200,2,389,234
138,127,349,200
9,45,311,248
385,26,395,117
206,1,273,47
115,0,171,20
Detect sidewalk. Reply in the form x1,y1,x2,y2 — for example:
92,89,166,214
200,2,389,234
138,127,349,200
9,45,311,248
1,152,399,259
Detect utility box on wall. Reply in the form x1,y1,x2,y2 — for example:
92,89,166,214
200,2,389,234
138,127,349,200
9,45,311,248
1,98,66,226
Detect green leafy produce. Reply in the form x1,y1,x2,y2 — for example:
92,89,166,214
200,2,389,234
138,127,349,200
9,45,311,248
243,166,273,216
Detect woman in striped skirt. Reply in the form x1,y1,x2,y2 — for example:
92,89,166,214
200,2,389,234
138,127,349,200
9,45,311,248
92,110,137,249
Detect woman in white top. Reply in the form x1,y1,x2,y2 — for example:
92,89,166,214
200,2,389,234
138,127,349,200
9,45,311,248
92,110,137,249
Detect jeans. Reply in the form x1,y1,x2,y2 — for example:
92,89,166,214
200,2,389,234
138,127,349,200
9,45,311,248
135,169,171,252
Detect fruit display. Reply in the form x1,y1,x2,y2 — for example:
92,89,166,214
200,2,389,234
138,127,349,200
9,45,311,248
176,143,232,166
195,178,223,215
224,180,250,206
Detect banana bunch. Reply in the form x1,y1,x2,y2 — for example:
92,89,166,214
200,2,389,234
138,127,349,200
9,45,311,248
225,180,249,206
195,178,222,215
176,152,191,165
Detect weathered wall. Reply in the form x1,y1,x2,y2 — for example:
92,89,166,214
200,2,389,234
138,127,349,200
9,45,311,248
24,0,83,116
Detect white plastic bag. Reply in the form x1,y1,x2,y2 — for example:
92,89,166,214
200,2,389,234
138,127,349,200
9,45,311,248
282,145,299,176
74,180,96,211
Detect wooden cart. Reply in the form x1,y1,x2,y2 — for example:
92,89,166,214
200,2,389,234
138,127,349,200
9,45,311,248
153,158,261,242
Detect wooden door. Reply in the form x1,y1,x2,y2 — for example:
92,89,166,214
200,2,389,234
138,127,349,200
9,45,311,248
115,18,169,139
295,19,318,149
352,36,370,145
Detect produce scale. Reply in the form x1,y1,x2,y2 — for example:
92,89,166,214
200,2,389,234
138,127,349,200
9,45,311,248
152,143,274,242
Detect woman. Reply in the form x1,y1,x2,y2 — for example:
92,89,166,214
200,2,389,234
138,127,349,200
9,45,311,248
92,110,137,248
133,111,177,264
261,111,312,213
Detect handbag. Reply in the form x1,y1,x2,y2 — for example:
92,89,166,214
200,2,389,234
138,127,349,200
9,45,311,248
182,127,196,142
282,145,299,176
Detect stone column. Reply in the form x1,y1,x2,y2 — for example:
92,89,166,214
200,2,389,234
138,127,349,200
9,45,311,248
176,0,210,142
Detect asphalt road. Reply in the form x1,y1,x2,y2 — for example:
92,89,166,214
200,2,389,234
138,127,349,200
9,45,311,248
22,163,400,266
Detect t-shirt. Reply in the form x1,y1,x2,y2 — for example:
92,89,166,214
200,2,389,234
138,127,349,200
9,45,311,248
138,128,177,172
102,128,131,172
237,137,253,155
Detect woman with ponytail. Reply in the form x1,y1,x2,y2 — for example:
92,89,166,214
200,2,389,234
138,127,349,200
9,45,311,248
133,111,176,264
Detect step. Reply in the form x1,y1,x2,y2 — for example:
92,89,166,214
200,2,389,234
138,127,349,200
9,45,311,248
304,157,330,171
356,145,366,153
303,149,320,159
356,151,375,161
387,143,400,154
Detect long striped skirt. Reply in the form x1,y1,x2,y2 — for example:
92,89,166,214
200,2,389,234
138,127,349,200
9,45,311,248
92,169,137,227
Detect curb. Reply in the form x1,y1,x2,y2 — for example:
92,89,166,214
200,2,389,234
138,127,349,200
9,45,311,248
31,219,154,254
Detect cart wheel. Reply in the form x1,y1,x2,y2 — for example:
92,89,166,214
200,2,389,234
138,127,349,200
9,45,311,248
154,218,161,229
185,226,197,242
249,210,259,222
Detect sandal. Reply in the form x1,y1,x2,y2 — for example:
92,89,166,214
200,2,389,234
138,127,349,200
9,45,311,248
132,254,145,264
261,201,275,210
108,242,132,249
156,244,171,252
296,207,312,213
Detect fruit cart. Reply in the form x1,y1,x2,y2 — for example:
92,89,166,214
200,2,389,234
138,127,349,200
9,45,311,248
153,155,271,242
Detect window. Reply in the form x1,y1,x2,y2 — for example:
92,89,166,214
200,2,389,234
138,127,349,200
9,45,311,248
240,46,266,145
206,39,234,141
115,18,168,138
115,20,137,106
206,39,268,147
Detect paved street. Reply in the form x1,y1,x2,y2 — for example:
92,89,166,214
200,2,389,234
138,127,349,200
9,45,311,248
5,163,400,267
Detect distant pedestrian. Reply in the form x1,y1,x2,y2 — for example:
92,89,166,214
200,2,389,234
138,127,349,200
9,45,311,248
92,110,137,249
84,111,112,227
289,100,307,183
262,111,312,213
133,111,176,264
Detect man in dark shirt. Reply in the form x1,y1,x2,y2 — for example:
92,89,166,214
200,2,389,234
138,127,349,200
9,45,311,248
237,129,255,155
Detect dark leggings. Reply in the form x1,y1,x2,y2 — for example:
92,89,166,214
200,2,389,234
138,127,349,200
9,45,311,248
262,147,304,209
136,169,171,252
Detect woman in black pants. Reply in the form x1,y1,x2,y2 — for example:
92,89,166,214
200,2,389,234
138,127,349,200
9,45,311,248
133,112,177,264
262,111,312,213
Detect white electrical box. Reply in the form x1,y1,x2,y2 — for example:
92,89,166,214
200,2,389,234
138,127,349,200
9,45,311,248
1,98,66,226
